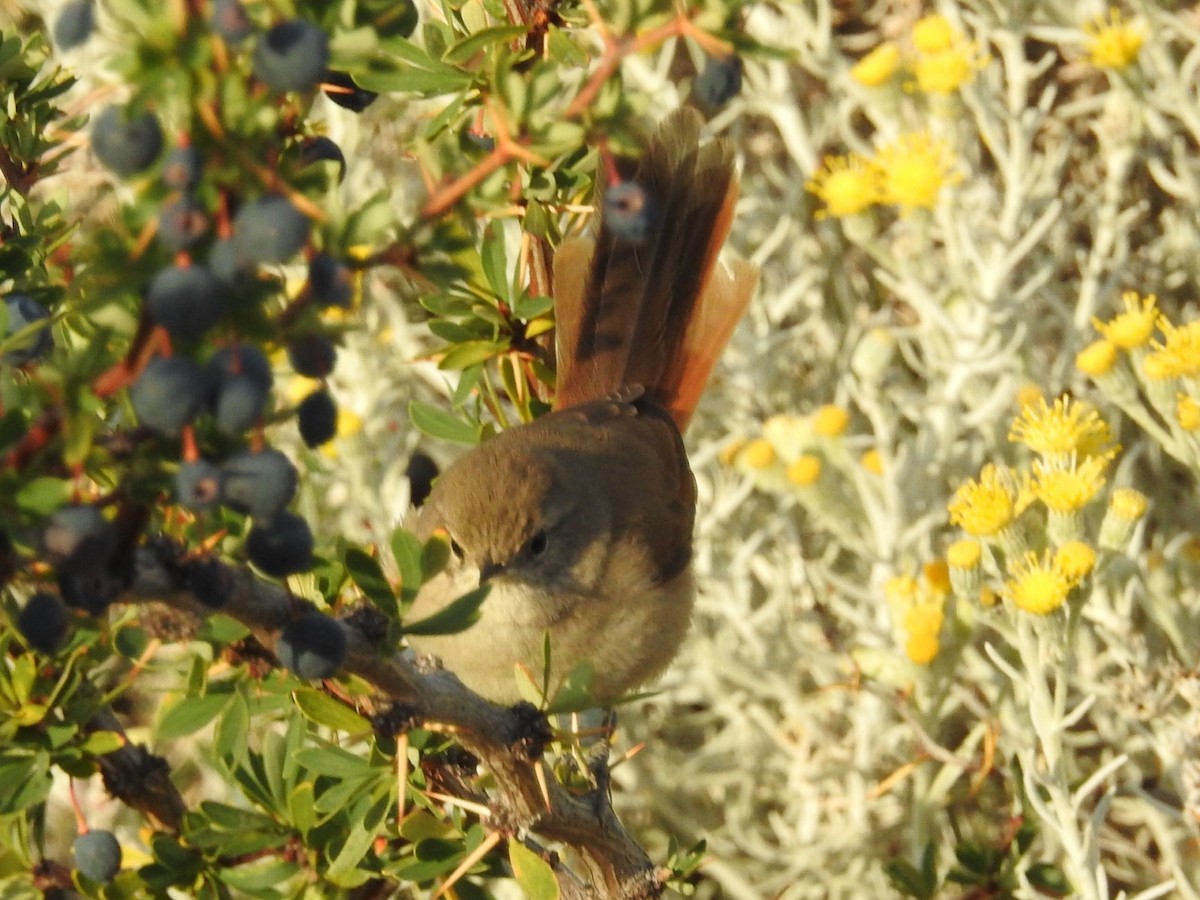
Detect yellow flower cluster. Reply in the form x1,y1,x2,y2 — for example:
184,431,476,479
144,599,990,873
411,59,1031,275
850,14,986,95
884,565,950,665
947,395,1143,617
808,132,961,218
1081,294,1200,460
1084,8,1144,70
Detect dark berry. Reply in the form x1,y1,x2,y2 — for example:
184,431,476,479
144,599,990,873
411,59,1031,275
208,237,251,286
694,54,743,108
145,264,227,340
277,610,346,679
130,356,213,435
157,197,208,251
307,253,353,307
175,460,222,509
603,182,657,243
58,566,116,615
18,592,71,654
232,195,310,265
207,343,273,390
246,512,314,578
54,0,94,50
41,505,116,571
253,20,330,93
73,830,122,882
405,451,438,508
286,334,336,377
322,70,378,111
213,375,271,434
298,136,346,182
3,294,53,365
297,389,337,447
221,448,298,519
182,557,233,608
161,146,202,190
211,0,253,44
92,105,163,177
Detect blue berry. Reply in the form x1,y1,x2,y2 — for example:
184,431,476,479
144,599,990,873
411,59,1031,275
603,182,657,243
145,264,227,340
162,146,202,190
73,830,122,882
405,451,438,508
221,448,297,520
211,0,253,44
54,0,94,50
157,198,208,251
92,105,163,177
277,610,346,679
41,505,116,571
18,591,71,654
232,196,310,265
253,20,329,93
131,357,213,435
694,54,743,108
322,70,378,112
182,557,233,608
175,460,222,510
286,334,336,377
297,389,337,448
247,512,314,578
3,294,53,365
307,253,353,307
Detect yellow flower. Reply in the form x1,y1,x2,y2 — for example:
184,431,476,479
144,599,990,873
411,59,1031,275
319,406,364,459
807,153,878,218
786,454,822,487
1076,339,1118,377
286,375,321,405
1179,394,1200,431
1031,456,1108,513
978,585,999,608
718,437,748,466
872,132,960,214
884,573,919,608
860,448,884,475
851,42,901,87
948,463,1018,537
1054,540,1097,581
1144,320,1200,380
1009,395,1115,458
903,601,944,636
1109,488,1148,521
905,631,940,665
812,404,850,437
1005,552,1073,615
740,437,777,470
1015,383,1044,409
1085,9,1144,70
923,560,951,595
912,14,956,53
947,538,981,570
913,45,981,94
1093,291,1159,349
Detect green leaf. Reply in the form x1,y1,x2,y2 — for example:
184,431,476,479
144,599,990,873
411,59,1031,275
14,476,71,515
158,693,233,740
509,840,560,900
443,25,529,65
292,744,375,779
403,585,489,636
545,660,597,714
409,400,481,445
392,527,424,602
1026,863,1071,895
292,687,372,736
79,731,124,755
345,547,398,618
439,338,508,371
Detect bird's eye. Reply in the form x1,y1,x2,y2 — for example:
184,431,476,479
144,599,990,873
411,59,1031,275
526,529,548,558
448,537,465,560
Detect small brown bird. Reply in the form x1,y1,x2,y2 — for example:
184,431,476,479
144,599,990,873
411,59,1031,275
408,109,757,704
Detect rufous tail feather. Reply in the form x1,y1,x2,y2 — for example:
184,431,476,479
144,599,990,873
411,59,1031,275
551,108,756,431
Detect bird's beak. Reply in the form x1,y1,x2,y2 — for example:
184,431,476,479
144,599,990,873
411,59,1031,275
478,559,504,584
